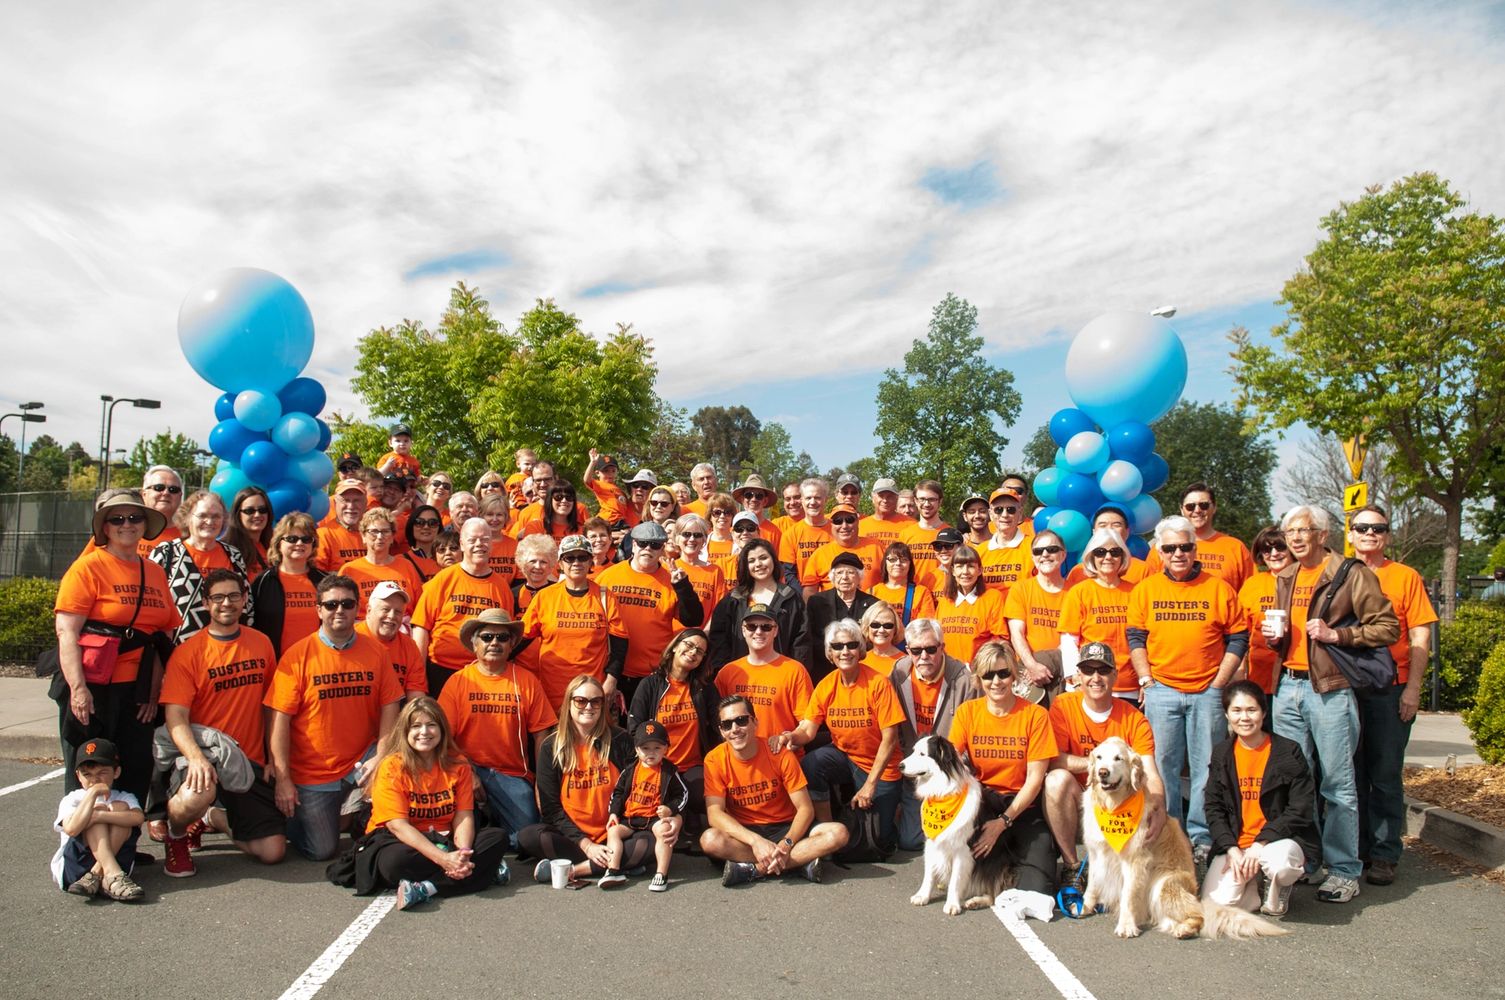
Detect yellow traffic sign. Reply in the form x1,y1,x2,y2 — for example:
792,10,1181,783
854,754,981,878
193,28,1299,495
1343,435,1368,481
1344,482,1368,512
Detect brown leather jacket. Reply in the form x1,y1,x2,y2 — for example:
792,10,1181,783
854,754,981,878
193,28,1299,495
1271,552,1399,694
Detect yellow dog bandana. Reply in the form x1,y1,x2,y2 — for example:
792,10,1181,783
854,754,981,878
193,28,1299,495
921,791,968,838
1094,788,1144,854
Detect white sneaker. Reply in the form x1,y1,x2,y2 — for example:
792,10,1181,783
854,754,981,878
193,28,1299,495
1316,874,1361,904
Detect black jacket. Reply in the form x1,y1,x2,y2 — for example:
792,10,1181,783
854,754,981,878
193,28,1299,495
1205,733,1320,861
535,727,636,845
804,589,879,681
628,672,723,762
248,566,327,657
607,758,690,818
706,584,812,676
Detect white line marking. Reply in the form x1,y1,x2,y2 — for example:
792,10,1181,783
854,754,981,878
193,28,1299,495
277,894,395,1000
994,905,1098,1000
0,767,63,797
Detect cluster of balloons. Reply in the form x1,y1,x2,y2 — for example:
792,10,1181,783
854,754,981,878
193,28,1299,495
178,268,334,520
1030,311,1188,565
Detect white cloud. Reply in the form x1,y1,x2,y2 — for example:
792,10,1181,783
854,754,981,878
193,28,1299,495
4,0,1502,467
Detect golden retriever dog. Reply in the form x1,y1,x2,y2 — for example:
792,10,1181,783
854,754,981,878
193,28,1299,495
901,735,1014,915
1082,738,1286,940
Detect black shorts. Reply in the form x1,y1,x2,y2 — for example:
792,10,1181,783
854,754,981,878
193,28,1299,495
744,821,793,844
219,773,286,843
60,827,141,888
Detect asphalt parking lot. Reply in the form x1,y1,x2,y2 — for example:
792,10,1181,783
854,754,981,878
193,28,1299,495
4,758,1501,1000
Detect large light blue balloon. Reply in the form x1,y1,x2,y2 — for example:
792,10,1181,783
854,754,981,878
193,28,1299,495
241,439,288,484
1107,420,1156,464
1063,431,1110,475
1098,459,1144,502
307,490,331,522
1138,453,1170,494
178,268,314,393
209,463,253,511
271,412,321,455
234,389,282,432
289,449,335,492
1127,493,1163,534
1049,407,1097,448
1047,509,1092,552
207,418,267,462
1033,467,1062,506
1065,312,1188,429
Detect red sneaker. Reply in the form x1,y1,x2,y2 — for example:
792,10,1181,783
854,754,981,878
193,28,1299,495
164,834,197,878
184,818,209,852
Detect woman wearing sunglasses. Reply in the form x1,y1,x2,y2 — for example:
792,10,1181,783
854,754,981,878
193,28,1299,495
518,480,584,542
702,493,739,574
1003,529,1071,700
620,485,680,562
1058,528,1139,703
674,513,728,626
399,504,444,583
1236,526,1292,694
251,513,326,657
947,641,1060,903
871,541,938,632
225,486,274,582
859,602,904,668
520,674,645,884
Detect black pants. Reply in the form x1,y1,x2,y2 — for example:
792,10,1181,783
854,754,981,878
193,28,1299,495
369,827,510,896
426,662,459,701
981,801,1055,896
517,823,657,874
60,682,154,803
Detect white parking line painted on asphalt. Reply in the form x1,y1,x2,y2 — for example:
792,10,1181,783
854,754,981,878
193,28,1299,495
277,894,395,1000
995,907,1098,1000
0,768,63,797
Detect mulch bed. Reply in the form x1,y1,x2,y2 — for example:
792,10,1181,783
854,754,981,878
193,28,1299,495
1404,764,1505,830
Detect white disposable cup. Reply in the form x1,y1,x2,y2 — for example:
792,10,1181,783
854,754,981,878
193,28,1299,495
1264,609,1287,639
550,858,572,889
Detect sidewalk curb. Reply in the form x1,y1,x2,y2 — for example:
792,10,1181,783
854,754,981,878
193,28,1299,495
0,732,60,762
1405,795,1505,873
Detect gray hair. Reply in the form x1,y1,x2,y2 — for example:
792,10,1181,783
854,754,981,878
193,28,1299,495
1281,505,1331,533
675,513,709,534
800,476,830,498
691,463,716,478
458,516,491,541
143,465,182,486
1080,527,1128,580
515,532,559,565
1153,515,1196,548
904,617,944,648
824,617,867,654
449,491,478,512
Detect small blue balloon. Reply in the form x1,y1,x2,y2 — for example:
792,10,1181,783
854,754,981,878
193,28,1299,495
1047,509,1092,552
1055,472,1105,514
234,389,283,433
1107,420,1156,464
207,419,267,462
1099,460,1144,503
1049,407,1098,448
213,391,237,422
1064,431,1110,475
209,463,253,511
277,377,327,418
1055,447,1069,469
289,449,335,492
266,478,310,519
241,439,289,484
271,412,321,455
1127,534,1150,560
1138,453,1170,494
177,268,314,394
1033,506,1062,534
315,418,332,452
306,490,331,521
1127,494,1163,535
1033,467,1062,506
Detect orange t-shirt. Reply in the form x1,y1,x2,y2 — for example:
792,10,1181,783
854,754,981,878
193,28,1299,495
757,519,783,552
899,522,948,577
275,570,321,655
704,540,739,583
354,622,428,695
683,499,709,518
777,519,833,580
1284,564,1327,672
437,662,557,778
1058,579,1137,693
1234,736,1271,849
935,589,1009,663
621,761,667,820
54,549,180,684
801,538,885,591
677,559,728,625
376,451,422,479
1065,557,1152,588
910,670,943,736
509,582,545,676
1047,692,1154,787
181,540,234,576
802,664,906,780
1237,572,1280,693
702,741,807,827
1126,570,1243,692
858,513,915,550
315,523,366,574
871,582,937,626
1371,559,1438,685
862,649,902,673
596,561,685,678
715,654,815,740
588,478,638,527
487,535,519,583
402,551,440,585
339,556,424,617
559,740,619,842
1145,533,1255,593
948,697,1058,795
366,754,471,835
1002,577,1069,653
159,626,276,765
654,678,705,769
410,564,516,670
264,632,402,785
520,581,621,707
980,538,1034,599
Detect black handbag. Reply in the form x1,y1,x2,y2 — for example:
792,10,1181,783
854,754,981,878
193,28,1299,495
1311,558,1396,692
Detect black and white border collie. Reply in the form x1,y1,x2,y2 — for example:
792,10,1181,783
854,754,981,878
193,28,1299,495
901,735,1014,915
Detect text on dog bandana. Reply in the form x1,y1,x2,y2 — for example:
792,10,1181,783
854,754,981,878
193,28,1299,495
1095,788,1144,853
921,791,968,838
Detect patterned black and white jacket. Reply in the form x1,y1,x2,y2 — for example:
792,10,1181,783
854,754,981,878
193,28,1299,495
149,538,252,644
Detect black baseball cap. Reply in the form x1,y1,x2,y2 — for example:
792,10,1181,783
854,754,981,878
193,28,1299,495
338,451,363,471
389,423,412,437
76,738,120,767
635,719,670,748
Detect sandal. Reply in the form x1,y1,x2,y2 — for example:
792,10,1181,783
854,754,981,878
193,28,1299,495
103,871,144,902
67,871,102,897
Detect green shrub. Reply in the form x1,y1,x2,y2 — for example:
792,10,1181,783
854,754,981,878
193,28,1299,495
0,577,59,664
1464,640,1505,765
1437,601,1505,711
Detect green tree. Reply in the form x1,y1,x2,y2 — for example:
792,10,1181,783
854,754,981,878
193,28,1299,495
0,436,16,493
118,430,203,488
744,422,818,490
874,293,1021,502
691,406,760,480
616,400,702,484
20,435,69,491
1230,173,1505,618
326,413,392,476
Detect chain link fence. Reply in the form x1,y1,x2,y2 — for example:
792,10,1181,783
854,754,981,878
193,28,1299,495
0,491,94,582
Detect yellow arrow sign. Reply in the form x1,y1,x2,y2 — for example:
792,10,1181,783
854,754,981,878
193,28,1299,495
1344,481,1368,512
1343,435,1368,481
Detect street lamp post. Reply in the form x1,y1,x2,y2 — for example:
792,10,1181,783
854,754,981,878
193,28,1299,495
193,449,214,489
99,396,161,489
1,410,46,487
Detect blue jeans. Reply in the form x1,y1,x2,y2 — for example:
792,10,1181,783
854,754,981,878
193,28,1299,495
1356,684,1413,865
800,745,901,850
474,766,540,849
897,782,924,851
1142,682,1226,847
288,779,355,861
1272,674,1361,879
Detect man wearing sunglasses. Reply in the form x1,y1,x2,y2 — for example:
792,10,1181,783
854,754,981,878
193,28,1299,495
1144,483,1255,592
598,521,704,704
800,504,883,596
980,487,1033,600
81,465,185,558
265,575,403,860
1126,515,1247,875
715,604,815,741
700,695,850,885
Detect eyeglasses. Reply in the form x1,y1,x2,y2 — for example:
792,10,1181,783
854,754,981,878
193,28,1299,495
829,641,860,651
649,499,673,508
992,505,1019,516
678,531,706,540
105,513,146,526
206,592,244,604
831,517,857,526
718,714,753,732
679,644,707,659
1159,542,1196,554
476,632,513,644
868,621,896,631
1183,501,1213,512
1352,523,1390,535
1032,545,1063,556
709,510,732,518
282,535,314,545
241,506,270,517
1283,527,1318,537
915,495,940,505
638,541,665,551
980,669,1014,682
1078,663,1116,677
560,553,591,564
412,518,442,528
319,598,358,611
742,622,775,633
1090,547,1124,560
571,695,605,709
909,644,939,657
145,483,183,495
364,528,393,537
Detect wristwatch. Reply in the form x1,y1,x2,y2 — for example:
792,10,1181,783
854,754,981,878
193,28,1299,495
1138,675,1153,689
780,837,794,848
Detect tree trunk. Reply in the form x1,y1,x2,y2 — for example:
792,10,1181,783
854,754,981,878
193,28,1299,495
1441,499,1461,621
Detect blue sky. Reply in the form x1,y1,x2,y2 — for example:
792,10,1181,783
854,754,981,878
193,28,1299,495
5,1,1502,506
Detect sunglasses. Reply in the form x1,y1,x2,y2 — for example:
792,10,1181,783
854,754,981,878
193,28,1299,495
105,513,145,526
638,541,666,551
1260,541,1289,554
908,644,939,656
145,483,183,495
831,517,858,526
1032,545,1063,556
412,518,442,528
933,543,958,551
319,598,357,611
571,695,605,709
718,714,753,732
282,535,314,545
678,531,706,540
1352,523,1390,535
479,482,504,491
980,669,1014,682
868,621,896,631
1183,501,1213,512
992,505,1019,516
1078,663,1116,677
733,523,760,533
1090,547,1124,560
709,510,732,518
560,553,590,563
241,505,270,517
1159,542,1196,554
829,641,860,651
742,621,775,633
648,499,673,507
429,481,452,490
476,632,513,644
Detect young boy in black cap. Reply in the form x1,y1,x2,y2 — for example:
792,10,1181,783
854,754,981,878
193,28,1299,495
600,719,690,892
51,738,147,901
